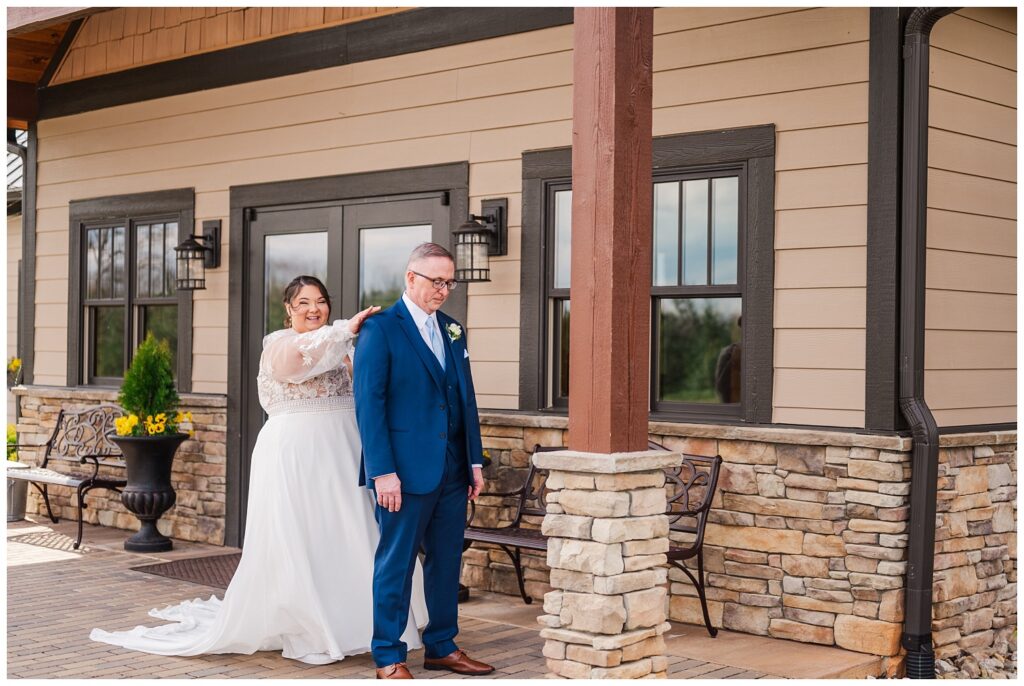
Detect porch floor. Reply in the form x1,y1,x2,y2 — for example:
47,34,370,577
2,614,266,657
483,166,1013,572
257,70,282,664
7,516,883,679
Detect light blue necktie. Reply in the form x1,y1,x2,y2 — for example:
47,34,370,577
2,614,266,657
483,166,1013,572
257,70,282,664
427,317,446,370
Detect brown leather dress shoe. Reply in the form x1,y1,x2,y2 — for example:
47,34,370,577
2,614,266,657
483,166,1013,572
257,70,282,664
375,662,413,679
423,650,495,676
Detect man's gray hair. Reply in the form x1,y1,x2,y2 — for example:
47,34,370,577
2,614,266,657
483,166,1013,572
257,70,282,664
406,242,455,269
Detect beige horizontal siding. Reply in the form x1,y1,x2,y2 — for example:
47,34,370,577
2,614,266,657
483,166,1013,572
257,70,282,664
773,369,866,411
931,11,1015,70
929,129,1016,182
928,210,1015,257
925,8,1016,427
931,48,1016,108
775,289,865,330
775,124,867,171
775,248,867,289
774,330,865,370
926,291,1016,332
775,206,866,250
33,7,873,423
925,331,1016,370
773,407,864,428
931,406,1017,426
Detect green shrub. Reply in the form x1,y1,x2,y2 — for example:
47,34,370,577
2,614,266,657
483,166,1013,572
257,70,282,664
116,333,180,436
7,424,16,461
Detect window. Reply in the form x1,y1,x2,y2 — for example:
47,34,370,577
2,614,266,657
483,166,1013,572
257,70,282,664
520,127,774,423
69,189,194,389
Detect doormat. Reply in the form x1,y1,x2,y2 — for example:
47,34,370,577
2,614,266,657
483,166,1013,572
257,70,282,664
131,553,241,589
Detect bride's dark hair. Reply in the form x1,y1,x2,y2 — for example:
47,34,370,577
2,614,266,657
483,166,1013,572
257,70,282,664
283,275,332,327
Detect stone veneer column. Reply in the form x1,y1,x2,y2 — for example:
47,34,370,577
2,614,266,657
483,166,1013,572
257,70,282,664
535,449,679,679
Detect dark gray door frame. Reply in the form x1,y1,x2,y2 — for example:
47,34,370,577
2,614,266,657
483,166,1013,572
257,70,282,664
224,162,469,547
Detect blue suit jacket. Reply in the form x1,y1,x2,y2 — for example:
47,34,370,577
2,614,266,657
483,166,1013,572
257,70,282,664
354,298,484,495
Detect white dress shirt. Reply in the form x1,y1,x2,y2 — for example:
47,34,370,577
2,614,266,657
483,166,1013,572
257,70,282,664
399,292,482,470
402,292,442,353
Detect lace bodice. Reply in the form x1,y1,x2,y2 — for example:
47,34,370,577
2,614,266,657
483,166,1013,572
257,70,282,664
257,320,357,416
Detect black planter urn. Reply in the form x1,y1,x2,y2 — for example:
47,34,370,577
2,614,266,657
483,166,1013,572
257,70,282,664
110,433,186,552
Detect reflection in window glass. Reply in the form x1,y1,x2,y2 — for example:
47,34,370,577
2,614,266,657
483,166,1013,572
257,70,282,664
712,177,738,285
164,222,178,295
653,183,679,286
264,232,328,335
143,305,178,378
86,230,100,299
682,180,708,285
556,299,570,399
138,223,182,298
360,224,431,310
658,297,741,404
136,224,151,298
112,227,125,298
150,223,165,297
98,228,112,299
553,190,572,289
93,306,125,378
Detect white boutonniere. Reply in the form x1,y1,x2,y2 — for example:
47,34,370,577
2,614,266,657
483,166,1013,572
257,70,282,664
446,323,462,342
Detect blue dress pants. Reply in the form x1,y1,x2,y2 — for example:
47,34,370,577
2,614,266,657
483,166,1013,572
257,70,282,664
370,443,468,667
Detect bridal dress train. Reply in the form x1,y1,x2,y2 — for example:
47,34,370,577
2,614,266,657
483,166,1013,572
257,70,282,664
91,320,429,665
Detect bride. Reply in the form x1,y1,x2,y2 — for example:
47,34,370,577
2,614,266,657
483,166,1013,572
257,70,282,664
91,275,428,665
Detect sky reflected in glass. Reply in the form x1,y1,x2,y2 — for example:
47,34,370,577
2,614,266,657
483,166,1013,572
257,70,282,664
360,224,431,309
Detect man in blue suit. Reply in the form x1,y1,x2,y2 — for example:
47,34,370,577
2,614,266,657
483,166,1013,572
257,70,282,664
354,243,493,679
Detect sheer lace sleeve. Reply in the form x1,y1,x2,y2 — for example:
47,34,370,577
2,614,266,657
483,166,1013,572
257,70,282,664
263,320,356,385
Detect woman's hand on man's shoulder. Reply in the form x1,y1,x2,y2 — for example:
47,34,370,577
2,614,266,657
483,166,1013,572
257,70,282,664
348,305,382,334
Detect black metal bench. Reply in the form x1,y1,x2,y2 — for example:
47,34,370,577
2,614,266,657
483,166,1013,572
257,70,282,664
8,404,126,549
464,441,722,637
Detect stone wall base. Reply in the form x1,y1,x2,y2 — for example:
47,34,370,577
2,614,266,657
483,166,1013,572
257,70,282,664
13,387,228,545
466,413,1017,664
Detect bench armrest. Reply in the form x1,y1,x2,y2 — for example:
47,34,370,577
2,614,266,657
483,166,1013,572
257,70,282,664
477,488,527,499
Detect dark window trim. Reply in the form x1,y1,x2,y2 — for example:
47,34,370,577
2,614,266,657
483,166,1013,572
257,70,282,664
19,124,37,385
520,125,775,424
865,7,914,432
225,161,469,548
38,8,574,120
67,188,194,391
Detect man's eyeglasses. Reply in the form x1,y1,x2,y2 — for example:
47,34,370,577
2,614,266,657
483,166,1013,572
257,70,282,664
410,270,458,291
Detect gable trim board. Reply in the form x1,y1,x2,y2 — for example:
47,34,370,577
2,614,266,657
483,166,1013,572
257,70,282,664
38,7,575,120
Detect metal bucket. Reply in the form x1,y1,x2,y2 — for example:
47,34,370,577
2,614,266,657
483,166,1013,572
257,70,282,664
7,462,29,522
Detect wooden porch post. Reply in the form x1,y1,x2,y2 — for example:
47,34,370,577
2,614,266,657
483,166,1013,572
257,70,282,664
568,7,653,453
536,9,673,679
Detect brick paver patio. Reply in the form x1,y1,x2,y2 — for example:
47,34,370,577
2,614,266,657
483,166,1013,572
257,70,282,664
7,517,881,679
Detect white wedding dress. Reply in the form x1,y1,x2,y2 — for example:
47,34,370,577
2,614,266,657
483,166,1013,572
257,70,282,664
91,320,429,664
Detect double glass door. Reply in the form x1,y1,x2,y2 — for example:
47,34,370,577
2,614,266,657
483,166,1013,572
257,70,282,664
240,194,450,538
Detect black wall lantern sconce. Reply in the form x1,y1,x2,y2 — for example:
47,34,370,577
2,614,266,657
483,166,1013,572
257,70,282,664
175,220,221,291
452,198,507,283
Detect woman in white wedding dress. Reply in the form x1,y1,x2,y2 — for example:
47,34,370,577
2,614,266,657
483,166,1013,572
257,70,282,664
91,276,428,665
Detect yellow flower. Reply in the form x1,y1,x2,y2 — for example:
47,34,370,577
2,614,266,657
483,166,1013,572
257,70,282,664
146,422,162,436
115,417,131,436
7,357,21,373
127,414,139,427
188,429,195,438
155,412,167,423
